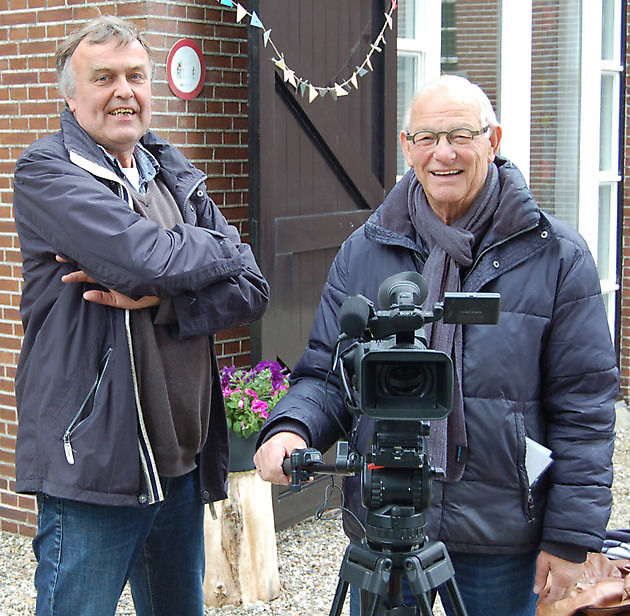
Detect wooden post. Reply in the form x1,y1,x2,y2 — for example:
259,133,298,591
203,470,281,607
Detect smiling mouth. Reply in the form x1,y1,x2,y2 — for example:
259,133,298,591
431,170,462,176
109,108,135,116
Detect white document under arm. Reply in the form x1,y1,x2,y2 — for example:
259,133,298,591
525,437,553,486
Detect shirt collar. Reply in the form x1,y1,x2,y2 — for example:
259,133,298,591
98,143,159,193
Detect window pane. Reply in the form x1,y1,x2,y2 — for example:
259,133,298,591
530,1,581,227
599,72,618,172
598,184,612,280
398,0,416,39
601,0,616,60
397,54,420,176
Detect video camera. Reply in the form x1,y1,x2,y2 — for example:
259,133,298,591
283,272,500,616
338,271,499,422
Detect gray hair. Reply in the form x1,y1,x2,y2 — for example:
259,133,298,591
402,74,499,132
56,15,154,98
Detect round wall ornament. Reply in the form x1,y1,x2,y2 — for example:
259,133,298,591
166,39,206,100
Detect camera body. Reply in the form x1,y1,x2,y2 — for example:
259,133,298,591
345,337,453,421
339,271,499,423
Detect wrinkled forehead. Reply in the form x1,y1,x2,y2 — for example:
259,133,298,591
73,38,151,69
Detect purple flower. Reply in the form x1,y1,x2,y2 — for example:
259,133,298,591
220,365,236,389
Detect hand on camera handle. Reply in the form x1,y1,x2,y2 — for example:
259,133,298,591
253,432,307,485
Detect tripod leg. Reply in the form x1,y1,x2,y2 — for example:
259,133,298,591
442,578,468,616
363,591,381,616
328,577,349,616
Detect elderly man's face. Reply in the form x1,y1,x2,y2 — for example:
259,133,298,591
65,38,152,167
400,87,501,225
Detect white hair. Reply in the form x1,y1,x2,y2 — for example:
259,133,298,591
402,74,499,132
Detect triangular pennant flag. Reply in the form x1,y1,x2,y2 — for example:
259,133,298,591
357,66,368,78
236,3,248,23
286,69,297,88
308,84,318,103
371,42,382,53
219,0,234,6
263,29,272,47
385,12,393,29
299,81,307,97
350,73,359,89
250,11,264,29
317,87,327,98
366,55,374,71
273,55,287,71
334,83,348,97
391,0,398,9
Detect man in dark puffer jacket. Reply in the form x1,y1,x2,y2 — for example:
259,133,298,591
254,76,618,616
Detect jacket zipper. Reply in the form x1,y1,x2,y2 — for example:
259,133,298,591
68,151,204,503
515,412,536,522
63,347,113,464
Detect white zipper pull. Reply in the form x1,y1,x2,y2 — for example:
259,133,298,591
63,436,75,465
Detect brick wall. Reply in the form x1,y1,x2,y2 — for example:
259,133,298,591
0,1,250,536
452,0,500,109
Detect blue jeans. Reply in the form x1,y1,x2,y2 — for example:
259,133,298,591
33,470,205,616
349,551,538,616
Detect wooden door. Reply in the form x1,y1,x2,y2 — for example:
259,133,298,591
248,0,397,529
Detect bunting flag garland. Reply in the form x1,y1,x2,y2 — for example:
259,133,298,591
216,0,398,103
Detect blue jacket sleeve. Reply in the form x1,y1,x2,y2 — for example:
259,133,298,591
13,146,247,298
540,238,618,552
259,246,353,452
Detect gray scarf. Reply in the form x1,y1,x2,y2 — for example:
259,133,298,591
408,164,500,481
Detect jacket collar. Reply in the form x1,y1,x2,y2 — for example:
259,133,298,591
59,109,205,200
365,157,542,252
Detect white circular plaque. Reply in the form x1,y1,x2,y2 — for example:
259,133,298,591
167,39,205,100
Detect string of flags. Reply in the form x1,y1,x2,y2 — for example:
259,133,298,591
215,0,398,102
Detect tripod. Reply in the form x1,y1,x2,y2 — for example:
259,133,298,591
328,506,468,616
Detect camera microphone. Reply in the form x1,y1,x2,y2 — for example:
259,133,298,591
339,295,374,338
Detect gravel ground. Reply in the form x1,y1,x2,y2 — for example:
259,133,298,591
1,422,628,616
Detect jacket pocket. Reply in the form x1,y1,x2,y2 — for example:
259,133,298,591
514,412,535,523
62,346,112,464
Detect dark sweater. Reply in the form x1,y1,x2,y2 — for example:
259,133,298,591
130,177,212,477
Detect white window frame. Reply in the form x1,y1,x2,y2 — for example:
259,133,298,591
579,0,622,329
501,0,621,334
397,0,442,84
499,0,532,181
396,0,442,179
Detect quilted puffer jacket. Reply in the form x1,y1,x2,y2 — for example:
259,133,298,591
260,159,618,556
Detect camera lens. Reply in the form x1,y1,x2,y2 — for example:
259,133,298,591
378,363,434,398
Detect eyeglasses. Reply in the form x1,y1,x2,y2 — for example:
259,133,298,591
405,126,490,149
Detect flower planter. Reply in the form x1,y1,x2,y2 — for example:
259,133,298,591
228,431,258,472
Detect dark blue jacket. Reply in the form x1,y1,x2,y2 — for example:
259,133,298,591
260,160,618,555
13,110,269,507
